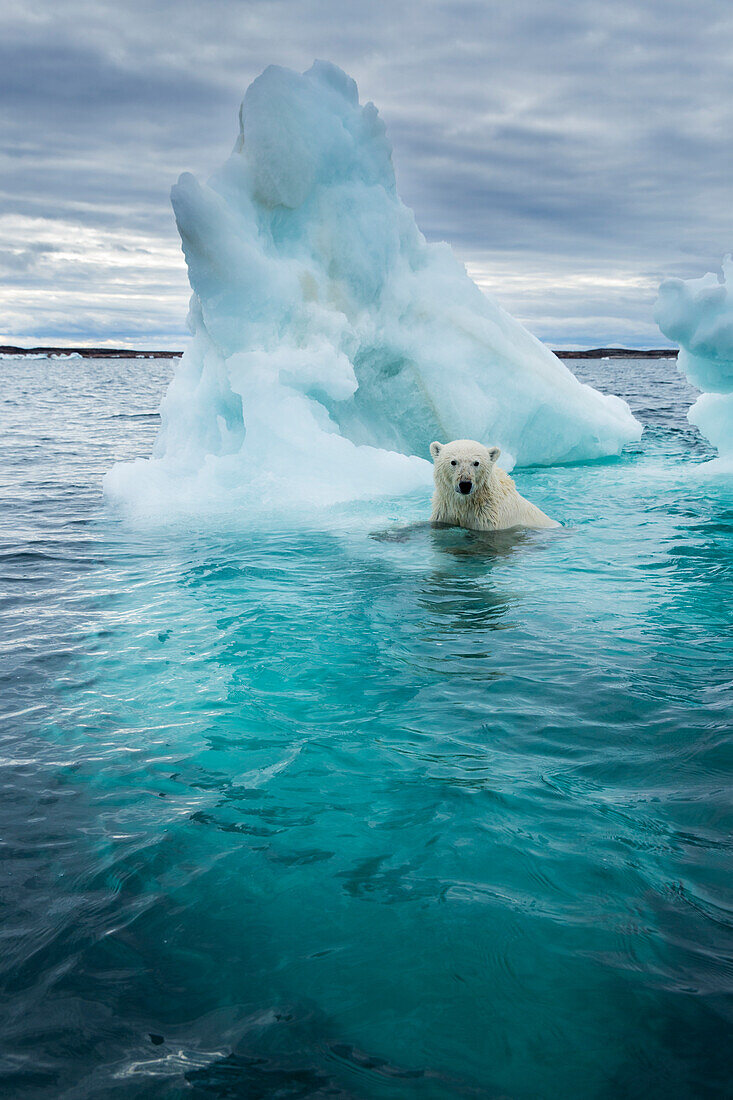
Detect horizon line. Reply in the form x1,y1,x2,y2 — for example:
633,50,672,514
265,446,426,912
0,344,680,360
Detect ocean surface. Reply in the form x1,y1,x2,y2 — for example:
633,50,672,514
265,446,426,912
1,354,731,1098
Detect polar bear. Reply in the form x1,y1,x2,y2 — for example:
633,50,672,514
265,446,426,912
430,439,559,531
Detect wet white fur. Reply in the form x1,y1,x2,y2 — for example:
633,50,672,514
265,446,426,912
430,439,558,531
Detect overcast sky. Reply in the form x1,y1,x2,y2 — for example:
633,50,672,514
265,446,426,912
2,0,732,348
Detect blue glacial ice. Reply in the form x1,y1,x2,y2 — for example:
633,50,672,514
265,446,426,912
655,256,733,474
106,61,641,516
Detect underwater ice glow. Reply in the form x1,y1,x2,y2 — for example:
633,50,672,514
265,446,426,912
656,255,733,473
105,62,641,516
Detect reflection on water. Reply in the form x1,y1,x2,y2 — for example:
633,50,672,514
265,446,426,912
371,517,553,556
0,356,732,1098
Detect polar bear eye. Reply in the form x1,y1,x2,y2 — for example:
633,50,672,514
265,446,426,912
450,460,457,466
473,461,479,467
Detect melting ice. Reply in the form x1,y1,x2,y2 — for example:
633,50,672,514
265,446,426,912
106,61,641,516
656,256,733,474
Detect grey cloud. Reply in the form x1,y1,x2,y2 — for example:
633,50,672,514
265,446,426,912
1,0,732,346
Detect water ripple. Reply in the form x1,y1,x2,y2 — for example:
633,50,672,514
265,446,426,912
0,356,731,1097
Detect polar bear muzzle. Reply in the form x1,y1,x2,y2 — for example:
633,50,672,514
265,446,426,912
457,480,473,495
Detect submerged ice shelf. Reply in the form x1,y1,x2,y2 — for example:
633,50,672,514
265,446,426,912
106,61,641,514
656,257,733,474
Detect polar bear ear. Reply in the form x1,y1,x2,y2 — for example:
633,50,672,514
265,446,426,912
487,445,501,463
430,441,443,460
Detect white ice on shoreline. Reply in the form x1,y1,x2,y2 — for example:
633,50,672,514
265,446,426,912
0,352,84,360
655,256,733,474
106,61,640,515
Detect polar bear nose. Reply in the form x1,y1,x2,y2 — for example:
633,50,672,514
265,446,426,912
458,480,473,494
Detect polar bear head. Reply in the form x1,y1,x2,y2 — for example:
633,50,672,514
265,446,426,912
429,439,501,498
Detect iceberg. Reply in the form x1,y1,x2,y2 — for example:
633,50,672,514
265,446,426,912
106,61,641,515
655,256,733,474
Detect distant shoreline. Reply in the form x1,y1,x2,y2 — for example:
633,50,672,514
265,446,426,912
556,348,678,359
0,344,679,360
0,346,182,359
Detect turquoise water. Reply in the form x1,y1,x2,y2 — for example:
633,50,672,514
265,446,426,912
1,355,731,1098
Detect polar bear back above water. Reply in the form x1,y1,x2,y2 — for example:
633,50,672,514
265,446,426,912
430,439,559,531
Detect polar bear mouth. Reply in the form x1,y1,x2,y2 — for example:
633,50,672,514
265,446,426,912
457,480,473,495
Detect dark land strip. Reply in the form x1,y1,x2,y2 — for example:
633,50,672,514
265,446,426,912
0,345,679,360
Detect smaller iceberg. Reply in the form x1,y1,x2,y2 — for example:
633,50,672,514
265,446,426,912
655,257,733,474
106,61,641,518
